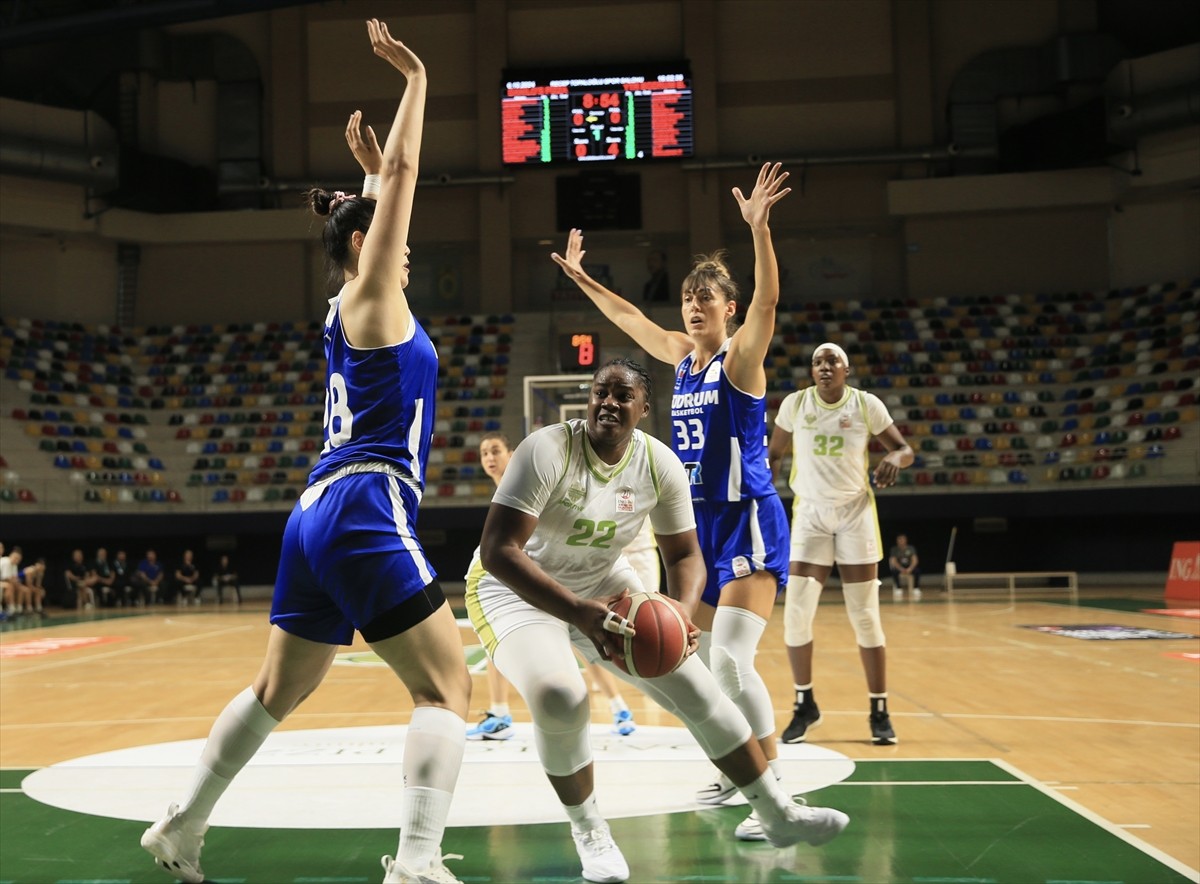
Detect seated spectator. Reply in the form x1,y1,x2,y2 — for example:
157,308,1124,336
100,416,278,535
93,547,117,608
132,549,164,606
1,545,41,616
888,534,921,597
20,556,47,616
0,542,15,616
112,549,134,607
175,549,201,606
212,554,241,605
65,548,98,610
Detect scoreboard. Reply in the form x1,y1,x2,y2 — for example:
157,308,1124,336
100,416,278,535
502,65,693,166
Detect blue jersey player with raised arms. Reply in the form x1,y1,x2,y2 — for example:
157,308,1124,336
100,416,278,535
552,162,792,842
140,21,471,884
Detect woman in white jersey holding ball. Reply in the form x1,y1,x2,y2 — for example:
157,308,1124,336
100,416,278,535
552,163,792,840
469,358,848,883
465,431,640,741
140,22,470,884
768,343,914,746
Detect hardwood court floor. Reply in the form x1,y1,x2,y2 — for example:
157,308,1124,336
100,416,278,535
1,587,1197,883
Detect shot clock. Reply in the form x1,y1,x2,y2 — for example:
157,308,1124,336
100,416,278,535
502,63,693,166
558,332,600,372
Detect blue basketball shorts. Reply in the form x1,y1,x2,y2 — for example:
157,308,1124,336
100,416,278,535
271,467,441,646
691,495,789,606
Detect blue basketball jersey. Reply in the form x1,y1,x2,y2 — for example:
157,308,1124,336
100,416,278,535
308,294,438,489
671,339,776,502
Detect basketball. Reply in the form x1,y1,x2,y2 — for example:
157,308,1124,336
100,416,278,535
608,592,690,678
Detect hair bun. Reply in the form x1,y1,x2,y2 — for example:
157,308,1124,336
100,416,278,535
692,250,731,279
304,187,334,217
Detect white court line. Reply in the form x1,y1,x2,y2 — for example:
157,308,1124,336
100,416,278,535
836,780,1024,786
4,709,1196,732
1,710,406,729
0,623,256,677
990,757,1200,882
941,712,1198,729
770,710,1198,730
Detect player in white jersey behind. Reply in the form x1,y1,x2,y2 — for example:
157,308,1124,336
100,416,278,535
552,164,792,841
469,358,848,883
768,342,914,746
140,22,470,884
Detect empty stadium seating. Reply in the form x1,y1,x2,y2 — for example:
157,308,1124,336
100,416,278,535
1,281,1195,511
0,314,517,510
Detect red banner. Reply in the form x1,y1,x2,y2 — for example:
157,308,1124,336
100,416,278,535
1165,541,1200,602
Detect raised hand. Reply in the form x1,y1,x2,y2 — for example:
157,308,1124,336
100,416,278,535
366,18,425,78
345,110,382,176
550,228,589,282
732,162,791,229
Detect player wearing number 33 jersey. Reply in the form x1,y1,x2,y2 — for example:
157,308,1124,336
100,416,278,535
673,340,789,605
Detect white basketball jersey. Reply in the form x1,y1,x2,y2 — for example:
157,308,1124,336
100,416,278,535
774,386,894,506
492,420,694,593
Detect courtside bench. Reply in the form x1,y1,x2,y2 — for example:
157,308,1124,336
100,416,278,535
944,571,1078,604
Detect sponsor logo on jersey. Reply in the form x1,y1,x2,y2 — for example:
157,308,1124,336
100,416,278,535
731,556,751,578
616,488,635,513
839,413,852,429
684,461,703,486
704,360,723,383
672,389,720,410
559,485,587,511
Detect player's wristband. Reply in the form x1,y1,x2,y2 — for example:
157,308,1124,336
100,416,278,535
362,174,381,198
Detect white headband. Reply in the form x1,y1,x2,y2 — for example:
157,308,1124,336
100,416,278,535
813,342,849,366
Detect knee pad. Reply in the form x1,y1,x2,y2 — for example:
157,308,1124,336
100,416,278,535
842,579,885,648
526,668,592,776
637,656,751,759
493,624,591,777
784,575,822,646
710,606,775,740
709,607,766,698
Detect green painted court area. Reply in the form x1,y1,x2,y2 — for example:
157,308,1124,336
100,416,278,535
0,761,1191,883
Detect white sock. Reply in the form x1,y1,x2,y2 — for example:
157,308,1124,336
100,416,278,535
737,769,790,827
564,789,606,833
608,696,629,715
398,786,454,869
180,686,279,823
490,703,510,717
396,706,466,869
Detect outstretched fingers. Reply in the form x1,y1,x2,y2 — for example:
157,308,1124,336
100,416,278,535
365,18,424,75
550,228,587,275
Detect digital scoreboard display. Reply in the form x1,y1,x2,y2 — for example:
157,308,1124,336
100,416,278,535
558,332,600,371
502,64,693,165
